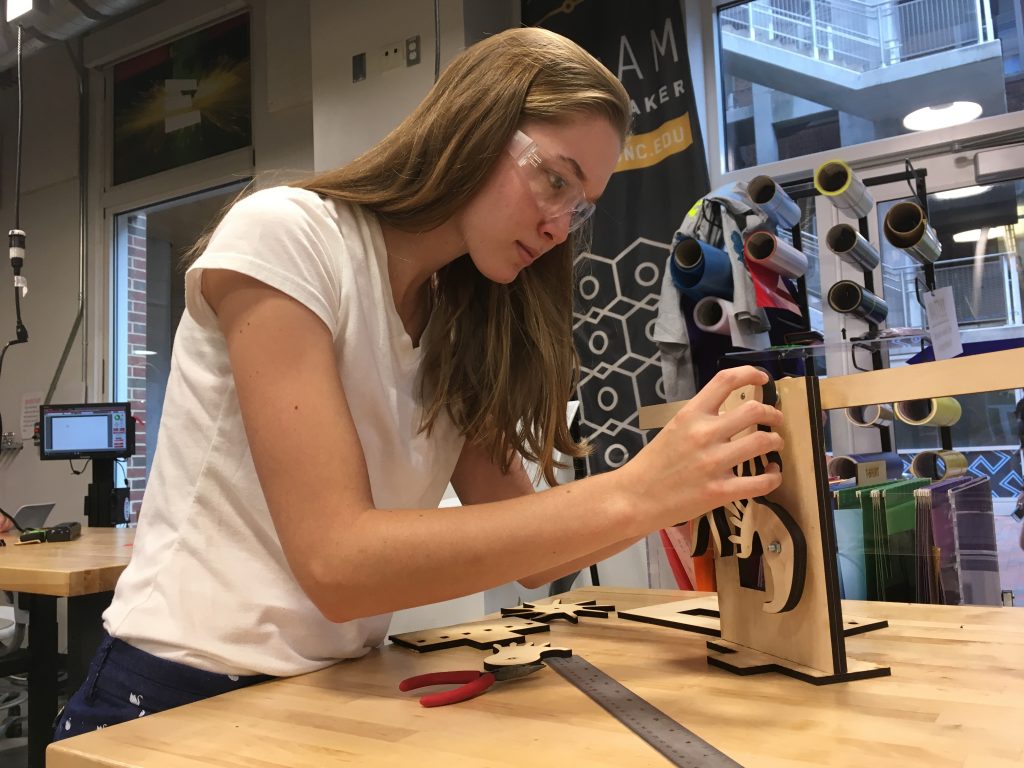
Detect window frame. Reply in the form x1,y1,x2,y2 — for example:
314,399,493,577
699,0,1024,189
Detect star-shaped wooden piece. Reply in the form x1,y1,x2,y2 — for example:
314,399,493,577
499,598,615,624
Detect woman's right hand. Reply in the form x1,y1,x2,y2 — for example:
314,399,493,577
617,366,785,532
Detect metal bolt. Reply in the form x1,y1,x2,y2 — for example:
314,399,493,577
767,541,781,553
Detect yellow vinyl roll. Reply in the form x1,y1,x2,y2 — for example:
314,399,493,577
909,450,969,481
894,396,962,427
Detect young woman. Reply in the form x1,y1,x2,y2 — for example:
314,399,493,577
54,27,782,738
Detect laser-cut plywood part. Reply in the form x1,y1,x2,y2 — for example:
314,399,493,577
482,641,573,670
619,595,889,642
639,373,891,685
389,617,550,652
500,598,615,623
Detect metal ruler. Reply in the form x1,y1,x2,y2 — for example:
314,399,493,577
545,655,743,767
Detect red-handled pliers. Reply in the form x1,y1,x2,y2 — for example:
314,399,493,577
399,663,545,707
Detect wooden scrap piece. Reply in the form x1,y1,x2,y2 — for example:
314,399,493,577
389,617,550,652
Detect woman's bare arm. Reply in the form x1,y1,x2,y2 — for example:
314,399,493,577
204,268,783,623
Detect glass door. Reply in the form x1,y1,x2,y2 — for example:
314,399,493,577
111,181,247,519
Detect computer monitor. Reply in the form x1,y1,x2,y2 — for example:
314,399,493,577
38,402,135,461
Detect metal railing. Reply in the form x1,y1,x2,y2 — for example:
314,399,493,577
720,0,995,74
882,248,1023,329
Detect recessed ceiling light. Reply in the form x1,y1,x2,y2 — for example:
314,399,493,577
934,185,992,200
903,101,982,132
952,226,1007,243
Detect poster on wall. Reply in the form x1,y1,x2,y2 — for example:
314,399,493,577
522,0,710,476
112,14,252,185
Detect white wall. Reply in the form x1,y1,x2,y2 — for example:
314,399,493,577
0,40,91,520
0,0,317,520
309,0,466,171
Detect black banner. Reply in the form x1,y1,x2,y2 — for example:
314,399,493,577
523,0,710,474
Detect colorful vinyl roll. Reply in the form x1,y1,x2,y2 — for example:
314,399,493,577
814,159,873,219
828,452,903,481
669,236,733,302
883,201,941,265
747,175,800,230
692,296,732,336
846,403,894,428
827,280,888,324
909,450,969,481
825,223,880,271
894,397,962,427
743,230,807,278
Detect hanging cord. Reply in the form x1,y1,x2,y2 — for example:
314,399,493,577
0,26,30,441
14,25,22,231
433,0,440,82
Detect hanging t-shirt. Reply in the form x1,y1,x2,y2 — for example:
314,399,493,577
103,186,465,677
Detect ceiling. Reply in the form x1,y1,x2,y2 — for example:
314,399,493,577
0,0,154,78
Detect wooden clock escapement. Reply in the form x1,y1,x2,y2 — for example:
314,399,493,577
629,347,1024,684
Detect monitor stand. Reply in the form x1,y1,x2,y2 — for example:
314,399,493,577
84,458,129,527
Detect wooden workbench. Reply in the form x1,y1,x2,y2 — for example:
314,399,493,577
46,585,1024,767
0,526,132,595
0,526,134,768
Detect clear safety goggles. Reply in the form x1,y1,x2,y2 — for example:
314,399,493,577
507,130,596,234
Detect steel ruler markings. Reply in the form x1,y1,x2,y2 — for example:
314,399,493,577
545,656,743,768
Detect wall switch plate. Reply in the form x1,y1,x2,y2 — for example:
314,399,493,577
406,35,421,66
352,52,366,83
380,40,403,73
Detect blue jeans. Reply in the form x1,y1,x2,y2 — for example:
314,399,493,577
53,633,274,740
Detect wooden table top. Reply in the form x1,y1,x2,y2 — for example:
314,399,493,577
0,526,134,596
47,585,1024,767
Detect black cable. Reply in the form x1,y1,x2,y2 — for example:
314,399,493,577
0,342,8,437
69,458,91,476
433,0,440,82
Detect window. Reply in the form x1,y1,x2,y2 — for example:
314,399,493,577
111,183,246,518
717,0,1021,171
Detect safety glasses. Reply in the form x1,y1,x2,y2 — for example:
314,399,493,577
507,130,595,233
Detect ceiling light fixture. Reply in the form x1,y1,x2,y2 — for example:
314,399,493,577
933,185,992,200
903,101,982,132
952,226,1007,243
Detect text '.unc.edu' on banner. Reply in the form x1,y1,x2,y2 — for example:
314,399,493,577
616,113,694,172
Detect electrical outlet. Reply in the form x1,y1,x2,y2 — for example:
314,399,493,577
379,41,403,73
406,35,421,66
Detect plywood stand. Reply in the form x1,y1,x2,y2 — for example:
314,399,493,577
633,373,893,684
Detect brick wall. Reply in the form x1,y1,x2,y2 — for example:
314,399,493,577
125,213,148,519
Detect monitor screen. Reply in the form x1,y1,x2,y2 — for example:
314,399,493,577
38,402,135,461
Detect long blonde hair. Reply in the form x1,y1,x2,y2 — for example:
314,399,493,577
194,28,631,485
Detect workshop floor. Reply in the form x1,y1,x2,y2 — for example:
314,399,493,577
0,675,27,768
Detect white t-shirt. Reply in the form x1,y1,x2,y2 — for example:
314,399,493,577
103,186,465,677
